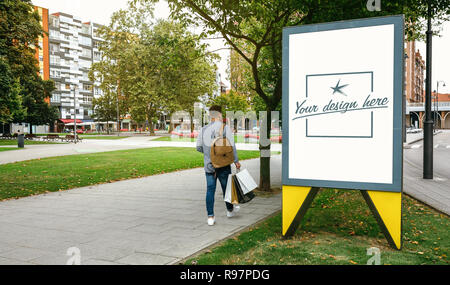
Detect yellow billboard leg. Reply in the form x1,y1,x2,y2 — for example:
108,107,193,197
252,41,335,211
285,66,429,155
282,186,319,237
361,190,402,250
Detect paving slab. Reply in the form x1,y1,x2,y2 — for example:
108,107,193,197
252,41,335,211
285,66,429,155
0,155,281,265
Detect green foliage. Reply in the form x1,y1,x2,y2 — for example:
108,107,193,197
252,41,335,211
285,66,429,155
186,189,450,265
0,0,57,129
0,59,24,123
91,92,118,133
210,89,249,113
91,1,217,134
161,0,450,112
155,0,450,191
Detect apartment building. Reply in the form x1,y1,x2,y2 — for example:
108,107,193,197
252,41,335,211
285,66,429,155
47,11,103,132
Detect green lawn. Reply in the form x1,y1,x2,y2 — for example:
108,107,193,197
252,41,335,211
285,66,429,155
36,133,103,136
0,147,260,201
0,140,63,145
152,135,280,144
0,147,20,152
185,189,449,265
80,136,130,140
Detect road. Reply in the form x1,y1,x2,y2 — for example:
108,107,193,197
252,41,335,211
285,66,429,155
404,130,450,180
403,130,450,215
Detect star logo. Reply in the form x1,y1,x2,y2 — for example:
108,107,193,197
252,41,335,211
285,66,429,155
330,79,349,96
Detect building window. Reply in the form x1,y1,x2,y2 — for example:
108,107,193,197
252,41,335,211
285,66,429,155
50,55,60,65
79,35,92,46
50,70,61,78
51,94,61,103
81,24,91,35
50,43,59,53
83,95,93,104
65,84,71,90
94,87,102,96
94,51,101,60
49,29,60,39
50,16,59,28
82,48,91,58
83,84,92,91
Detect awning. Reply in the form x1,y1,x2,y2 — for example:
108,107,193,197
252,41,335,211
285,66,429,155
59,119,82,124
65,122,94,126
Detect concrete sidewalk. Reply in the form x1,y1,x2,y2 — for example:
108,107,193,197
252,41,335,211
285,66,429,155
404,159,450,215
403,131,450,215
0,155,281,265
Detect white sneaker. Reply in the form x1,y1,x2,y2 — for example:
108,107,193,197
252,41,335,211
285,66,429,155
207,216,215,226
227,205,240,218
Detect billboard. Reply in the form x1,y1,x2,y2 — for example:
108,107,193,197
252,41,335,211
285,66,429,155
282,16,404,192
281,16,404,249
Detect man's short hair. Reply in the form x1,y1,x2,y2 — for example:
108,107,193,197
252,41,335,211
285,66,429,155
209,105,222,114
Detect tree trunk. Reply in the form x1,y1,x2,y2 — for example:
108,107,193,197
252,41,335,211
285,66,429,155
149,120,155,136
189,113,194,133
259,109,271,192
29,123,33,135
169,120,173,133
106,120,110,134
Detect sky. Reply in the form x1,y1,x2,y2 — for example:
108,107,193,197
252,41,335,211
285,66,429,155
32,0,450,93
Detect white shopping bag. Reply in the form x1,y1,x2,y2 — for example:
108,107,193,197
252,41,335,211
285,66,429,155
235,168,257,194
224,174,232,203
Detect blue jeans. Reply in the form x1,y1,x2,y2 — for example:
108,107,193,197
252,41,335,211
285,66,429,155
205,165,234,217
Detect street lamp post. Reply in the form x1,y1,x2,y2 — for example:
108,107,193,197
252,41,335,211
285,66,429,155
72,85,77,144
423,0,434,179
436,80,446,129
403,53,409,142
116,80,120,137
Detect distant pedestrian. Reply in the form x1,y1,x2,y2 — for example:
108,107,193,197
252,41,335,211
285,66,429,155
196,105,241,226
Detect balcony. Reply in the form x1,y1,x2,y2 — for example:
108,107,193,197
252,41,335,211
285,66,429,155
407,102,450,112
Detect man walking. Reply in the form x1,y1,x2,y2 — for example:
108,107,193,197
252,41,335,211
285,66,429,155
196,105,241,226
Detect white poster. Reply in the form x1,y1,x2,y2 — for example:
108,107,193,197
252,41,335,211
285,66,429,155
286,23,397,186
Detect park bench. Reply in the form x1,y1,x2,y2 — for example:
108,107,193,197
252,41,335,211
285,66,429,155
43,134,61,141
25,134,37,140
0,134,13,140
63,134,83,143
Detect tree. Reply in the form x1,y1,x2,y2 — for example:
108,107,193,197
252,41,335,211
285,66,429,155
211,89,249,113
93,0,218,135
174,49,217,133
211,89,250,132
21,75,58,134
92,92,117,134
0,58,25,124
150,0,450,191
0,0,58,133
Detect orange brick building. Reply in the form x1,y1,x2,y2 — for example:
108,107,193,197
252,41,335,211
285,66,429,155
34,6,50,103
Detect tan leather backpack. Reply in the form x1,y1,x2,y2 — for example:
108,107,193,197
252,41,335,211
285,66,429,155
210,123,234,168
